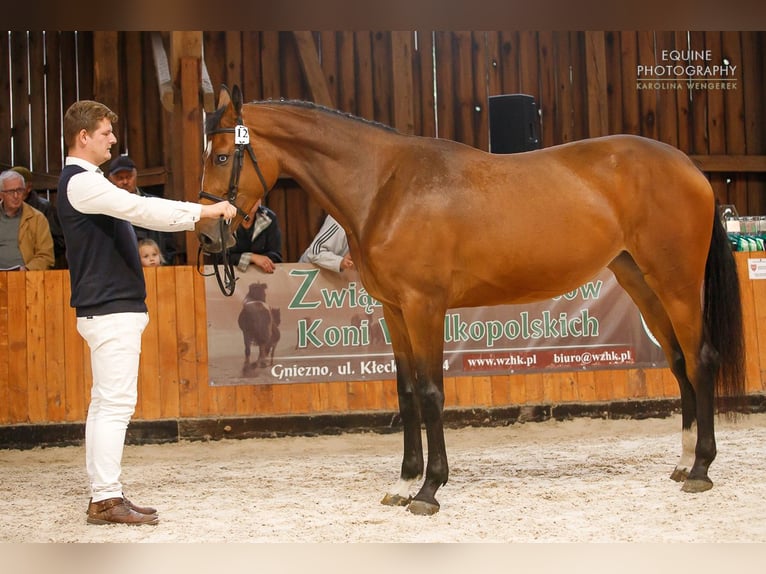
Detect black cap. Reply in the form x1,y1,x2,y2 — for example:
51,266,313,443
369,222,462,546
108,155,136,175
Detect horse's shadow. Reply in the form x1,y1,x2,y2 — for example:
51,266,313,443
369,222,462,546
238,282,281,375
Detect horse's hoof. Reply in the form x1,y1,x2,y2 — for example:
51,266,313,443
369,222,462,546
407,499,440,516
380,493,411,507
681,477,713,493
669,468,689,482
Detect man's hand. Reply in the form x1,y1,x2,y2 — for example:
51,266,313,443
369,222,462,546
200,201,237,220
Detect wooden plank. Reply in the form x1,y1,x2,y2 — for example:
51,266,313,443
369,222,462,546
517,32,538,96
498,31,520,95
0,273,9,423
523,372,544,404
490,374,512,406
688,31,709,156
138,268,161,420
453,31,475,146
43,271,67,421
688,155,766,172
568,32,587,142
722,32,748,211
471,31,490,151
655,31,679,148
241,32,263,102
673,31,693,153
553,31,576,144
92,32,120,113
472,375,493,406
193,266,215,416
7,272,29,423
354,32,374,121
225,31,243,94
433,31,455,141
704,32,728,204
24,272,45,421
61,273,86,422
637,31,658,140
391,31,415,135
604,31,623,136
280,31,308,101
180,56,203,262
260,32,282,99
10,31,31,168
371,31,392,126
293,31,334,107
156,267,180,419
175,266,199,418
336,31,356,114
584,31,609,138
44,32,63,175
28,32,47,172
413,30,436,138
618,31,641,135
537,31,556,148
125,32,147,166
0,32,11,163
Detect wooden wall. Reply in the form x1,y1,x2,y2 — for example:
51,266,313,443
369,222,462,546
1,253,765,427
1,31,765,264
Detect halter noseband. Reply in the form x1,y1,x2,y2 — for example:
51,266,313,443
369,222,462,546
197,89,271,297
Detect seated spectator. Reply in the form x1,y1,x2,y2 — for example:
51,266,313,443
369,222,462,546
108,155,178,264
0,170,54,270
225,199,283,273
10,165,67,268
138,238,166,267
299,213,353,272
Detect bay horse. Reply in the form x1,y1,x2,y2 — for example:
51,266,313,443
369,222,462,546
197,85,745,516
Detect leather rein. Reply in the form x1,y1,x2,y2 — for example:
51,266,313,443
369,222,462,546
197,106,270,297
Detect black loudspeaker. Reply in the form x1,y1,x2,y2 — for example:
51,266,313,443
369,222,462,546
488,94,541,154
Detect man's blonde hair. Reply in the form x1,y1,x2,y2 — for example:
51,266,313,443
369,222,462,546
63,100,118,149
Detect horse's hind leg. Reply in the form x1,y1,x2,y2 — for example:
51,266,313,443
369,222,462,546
609,253,708,487
380,304,424,508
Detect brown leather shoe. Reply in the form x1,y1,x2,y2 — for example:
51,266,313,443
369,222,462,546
86,496,157,515
87,497,159,525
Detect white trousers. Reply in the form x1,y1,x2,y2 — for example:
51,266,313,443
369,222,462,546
77,312,149,502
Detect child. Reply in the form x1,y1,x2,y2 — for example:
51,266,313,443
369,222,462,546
138,238,166,267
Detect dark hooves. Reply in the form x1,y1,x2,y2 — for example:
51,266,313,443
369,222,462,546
681,478,713,493
407,499,440,516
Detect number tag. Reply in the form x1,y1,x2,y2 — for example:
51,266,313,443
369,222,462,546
234,125,250,145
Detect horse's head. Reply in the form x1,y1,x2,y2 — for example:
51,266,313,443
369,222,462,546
197,84,279,254
245,281,268,302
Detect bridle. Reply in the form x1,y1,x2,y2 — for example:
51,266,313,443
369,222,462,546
197,86,270,297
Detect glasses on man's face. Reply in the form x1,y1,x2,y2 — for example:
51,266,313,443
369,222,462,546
1,188,25,197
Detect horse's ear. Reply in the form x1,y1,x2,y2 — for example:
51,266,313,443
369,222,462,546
231,84,243,115
217,84,232,109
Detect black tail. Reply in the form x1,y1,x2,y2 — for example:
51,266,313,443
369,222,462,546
704,207,746,412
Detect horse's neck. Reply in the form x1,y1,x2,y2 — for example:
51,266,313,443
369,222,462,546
257,105,386,234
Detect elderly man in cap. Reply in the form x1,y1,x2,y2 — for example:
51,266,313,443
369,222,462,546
0,169,54,270
107,155,178,264
11,165,67,268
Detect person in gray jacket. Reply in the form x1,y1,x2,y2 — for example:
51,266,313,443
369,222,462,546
299,213,354,272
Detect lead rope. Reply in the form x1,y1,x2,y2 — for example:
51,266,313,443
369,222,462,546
196,217,237,297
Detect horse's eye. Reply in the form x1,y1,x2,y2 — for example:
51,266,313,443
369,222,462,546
215,154,229,165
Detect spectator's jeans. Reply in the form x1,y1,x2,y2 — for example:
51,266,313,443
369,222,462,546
77,312,149,502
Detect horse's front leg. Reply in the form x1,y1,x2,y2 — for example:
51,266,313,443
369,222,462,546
402,303,448,516
380,306,424,508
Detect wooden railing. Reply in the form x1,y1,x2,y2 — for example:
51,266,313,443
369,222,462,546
1,254,764,426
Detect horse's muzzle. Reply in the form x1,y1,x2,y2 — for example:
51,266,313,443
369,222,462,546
196,221,236,254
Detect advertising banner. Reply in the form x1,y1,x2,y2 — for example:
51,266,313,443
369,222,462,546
205,264,667,386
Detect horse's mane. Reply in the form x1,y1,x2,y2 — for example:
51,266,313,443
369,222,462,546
252,99,398,133
206,97,397,134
